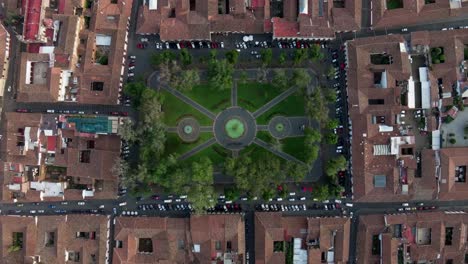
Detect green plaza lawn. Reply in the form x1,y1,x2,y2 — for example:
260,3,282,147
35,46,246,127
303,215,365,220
165,132,213,156
237,81,283,112
256,92,305,124
185,83,231,113
185,143,228,166
281,136,307,162
161,91,213,126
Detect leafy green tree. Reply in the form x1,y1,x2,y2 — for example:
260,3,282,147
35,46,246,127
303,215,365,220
325,119,339,130
150,50,176,67
262,189,276,201
327,66,336,79
209,50,217,61
118,119,136,143
170,69,200,92
179,48,192,66
323,87,337,103
285,161,308,182
290,69,311,91
225,152,284,197
325,155,347,177
305,144,320,164
261,48,273,65
293,49,308,65
314,185,330,201
271,69,289,91
279,51,286,65
225,187,241,201
225,49,239,65
123,81,147,108
207,59,233,91
256,66,268,83
304,128,321,144
324,132,338,145
309,44,324,61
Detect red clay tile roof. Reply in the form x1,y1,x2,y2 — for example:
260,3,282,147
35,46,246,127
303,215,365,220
255,213,350,264
23,0,42,41
346,35,426,202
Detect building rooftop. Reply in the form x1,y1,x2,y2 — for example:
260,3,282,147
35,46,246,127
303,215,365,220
0,215,108,264
372,0,468,29
346,34,418,202
255,213,350,264
358,212,468,263
113,215,245,263
136,0,361,40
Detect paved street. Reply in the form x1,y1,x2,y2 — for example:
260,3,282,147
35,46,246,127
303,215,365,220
0,0,468,263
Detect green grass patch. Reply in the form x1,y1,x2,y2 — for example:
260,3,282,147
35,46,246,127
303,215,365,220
256,92,305,124
237,82,282,112
185,143,228,166
281,136,306,162
184,83,231,113
256,131,274,143
161,91,213,126
165,132,213,156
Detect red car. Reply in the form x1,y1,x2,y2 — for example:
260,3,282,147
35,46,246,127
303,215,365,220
16,109,30,113
110,111,120,116
340,62,346,70
136,43,145,49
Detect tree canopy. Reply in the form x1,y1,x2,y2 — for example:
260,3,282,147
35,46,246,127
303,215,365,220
207,59,233,91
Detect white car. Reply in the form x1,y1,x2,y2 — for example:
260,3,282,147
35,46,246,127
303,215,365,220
7,85,11,92
78,202,85,205
401,28,408,32
38,210,45,213
220,42,224,48
30,210,37,214
402,203,409,207
165,42,170,49
276,197,283,202
127,73,134,77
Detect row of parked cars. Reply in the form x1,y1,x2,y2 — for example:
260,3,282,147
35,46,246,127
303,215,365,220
137,203,193,212
138,39,225,50
206,204,242,213
255,204,307,212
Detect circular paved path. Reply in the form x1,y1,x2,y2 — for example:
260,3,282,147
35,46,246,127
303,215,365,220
268,116,292,139
177,117,200,142
214,107,256,150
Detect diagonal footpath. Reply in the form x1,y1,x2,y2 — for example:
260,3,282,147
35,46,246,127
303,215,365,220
231,81,238,106
200,126,213,132
165,127,178,132
253,138,306,165
252,86,299,118
163,86,216,120
178,138,216,160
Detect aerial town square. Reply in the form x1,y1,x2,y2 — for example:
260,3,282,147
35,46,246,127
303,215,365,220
0,0,467,263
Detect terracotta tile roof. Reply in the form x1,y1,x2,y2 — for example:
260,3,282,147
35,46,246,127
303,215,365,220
73,0,133,105
373,0,468,29
5,112,43,165
0,24,9,77
23,0,42,41
346,35,428,202
255,213,350,264
17,52,60,103
438,147,468,200
360,212,468,263
190,214,245,263
113,217,190,264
